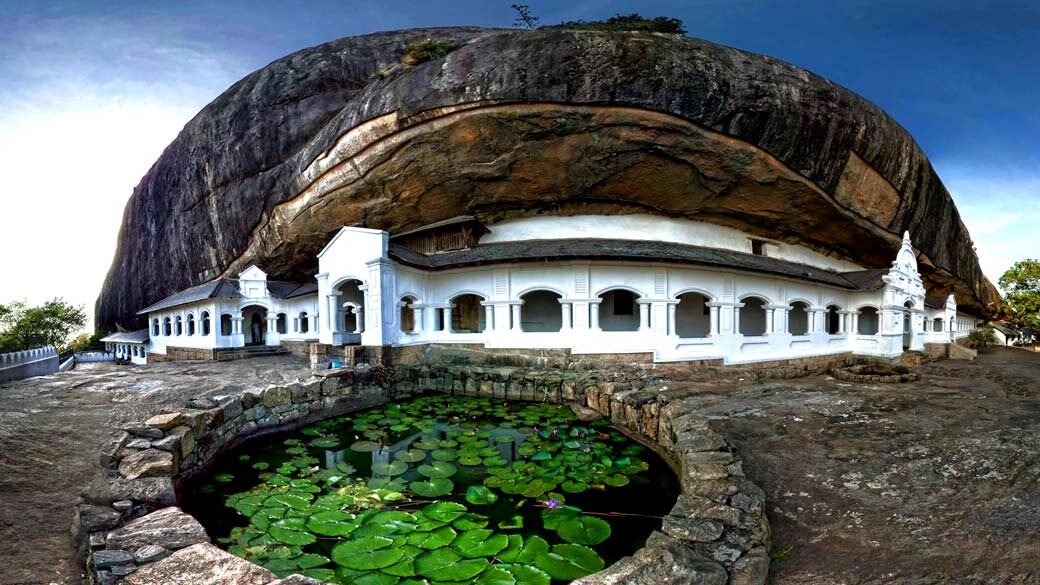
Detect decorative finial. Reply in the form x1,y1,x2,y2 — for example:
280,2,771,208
902,230,912,246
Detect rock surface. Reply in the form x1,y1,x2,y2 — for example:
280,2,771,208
122,543,274,585
96,27,999,330
105,507,207,552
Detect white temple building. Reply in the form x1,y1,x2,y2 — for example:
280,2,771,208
127,215,982,365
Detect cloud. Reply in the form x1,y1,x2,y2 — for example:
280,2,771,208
940,168,1040,288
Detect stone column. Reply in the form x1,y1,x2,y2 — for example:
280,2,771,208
852,312,860,335
765,308,774,335
709,304,720,336
443,306,453,334
310,313,319,334
327,293,341,334
510,303,522,332
411,305,423,334
483,304,494,332
560,302,573,331
733,306,742,335
354,307,364,334
839,311,847,334
589,301,602,332
424,306,438,335
638,302,650,332
667,303,678,336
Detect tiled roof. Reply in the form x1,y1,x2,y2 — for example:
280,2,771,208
100,329,150,344
390,239,873,290
837,269,889,291
137,278,315,314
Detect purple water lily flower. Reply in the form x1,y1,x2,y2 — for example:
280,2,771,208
545,498,561,509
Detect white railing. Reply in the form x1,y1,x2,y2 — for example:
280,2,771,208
0,346,57,369
75,351,115,363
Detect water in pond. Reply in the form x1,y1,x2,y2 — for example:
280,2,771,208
183,395,679,584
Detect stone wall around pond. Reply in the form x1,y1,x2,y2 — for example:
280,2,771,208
80,363,770,585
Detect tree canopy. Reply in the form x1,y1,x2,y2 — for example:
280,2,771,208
0,299,87,353
546,13,687,35
998,259,1040,329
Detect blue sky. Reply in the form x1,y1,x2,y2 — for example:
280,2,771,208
0,0,1036,320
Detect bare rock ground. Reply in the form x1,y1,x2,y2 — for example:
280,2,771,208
0,349,1036,584
0,357,312,585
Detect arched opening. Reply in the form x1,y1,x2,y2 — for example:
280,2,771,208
739,297,768,336
598,289,640,332
400,296,416,332
186,313,196,336
520,290,562,332
675,292,710,338
336,280,364,333
788,301,810,336
152,319,160,337
826,305,842,334
902,301,914,349
276,313,287,334
858,307,880,335
174,315,183,336
933,318,944,332
452,294,486,332
163,317,172,336
299,312,310,334
220,314,233,336
201,311,211,336
241,305,268,345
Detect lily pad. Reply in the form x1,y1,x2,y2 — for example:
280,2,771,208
422,501,467,522
331,536,404,570
417,461,457,478
556,515,611,545
534,544,604,580
410,477,454,497
310,436,341,449
350,440,380,452
395,448,427,463
415,548,489,581
371,460,409,476
465,485,498,506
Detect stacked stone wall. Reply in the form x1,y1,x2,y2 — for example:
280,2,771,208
80,362,770,585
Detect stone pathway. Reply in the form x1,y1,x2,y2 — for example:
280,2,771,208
0,357,312,585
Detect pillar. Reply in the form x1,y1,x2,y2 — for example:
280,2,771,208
638,302,650,332
327,293,341,334
354,307,364,334
667,303,678,336
589,301,602,332
424,306,438,334
765,308,774,335
839,311,847,334
510,303,522,332
310,313,319,334
852,312,860,335
443,306,453,334
411,306,423,334
733,306,742,335
560,302,573,331
709,305,720,336
483,304,494,332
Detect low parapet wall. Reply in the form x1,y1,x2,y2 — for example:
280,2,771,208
0,345,58,384
81,364,769,585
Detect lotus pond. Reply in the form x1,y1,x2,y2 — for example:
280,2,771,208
183,395,679,584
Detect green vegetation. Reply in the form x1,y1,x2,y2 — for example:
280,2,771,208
999,259,1040,329
0,298,86,352
402,39,457,66
546,13,687,35
964,326,997,349
215,395,657,583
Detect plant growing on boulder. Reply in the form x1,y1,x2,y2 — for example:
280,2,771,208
402,38,456,66
548,13,687,34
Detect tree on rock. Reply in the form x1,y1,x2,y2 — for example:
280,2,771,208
999,259,1040,329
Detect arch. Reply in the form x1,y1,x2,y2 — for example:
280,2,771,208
298,311,310,334
186,313,196,336
932,317,944,332
738,292,774,305
858,306,880,335
336,280,365,333
152,318,160,337
241,304,268,345
739,296,768,336
201,311,211,336
825,304,842,334
675,291,710,338
451,293,486,332
902,299,915,309
853,303,880,312
598,288,641,332
788,301,810,336
276,313,288,334
174,315,183,336
399,295,417,332
516,285,566,298
520,289,562,332
673,287,715,301
592,284,646,298
220,313,233,336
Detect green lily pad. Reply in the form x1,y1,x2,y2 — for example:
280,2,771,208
214,473,235,483
431,449,457,462
417,461,457,478
372,460,409,476
534,544,604,580
422,501,467,522
410,477,454,497
310,436,341,449
465,485,498,506
556,515,611,545
295,553,330,569
395,448,427,463
268,519,317,546
351,440,380,452
415,548,489,581
331,536,404,570
499,564,551,585
452,528,509,558
408,525,457,550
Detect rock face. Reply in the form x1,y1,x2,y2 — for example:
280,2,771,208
96,27,1000,329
